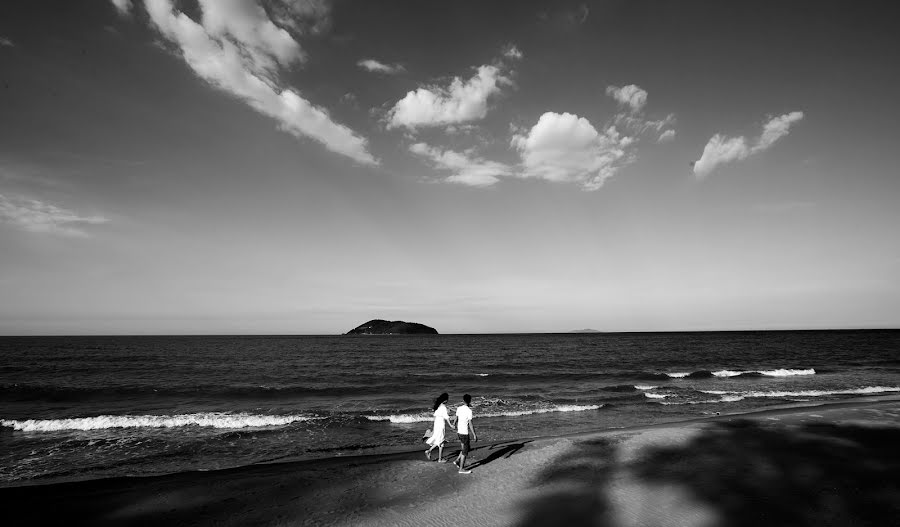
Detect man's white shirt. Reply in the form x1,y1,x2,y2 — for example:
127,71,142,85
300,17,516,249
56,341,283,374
455,404,473,435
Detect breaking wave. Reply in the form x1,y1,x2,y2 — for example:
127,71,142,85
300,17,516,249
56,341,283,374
365,404,603,424
0,412,315,432
711,368,816,378
699,386,900,399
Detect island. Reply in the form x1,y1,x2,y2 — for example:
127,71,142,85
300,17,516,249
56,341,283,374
569,328,603,333
344,319,438,335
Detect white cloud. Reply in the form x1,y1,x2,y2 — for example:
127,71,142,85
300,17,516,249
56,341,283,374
693,111,804,178
197,0,302,69
0,194,108,237
268,0,332,35
503,44,523,60
658,129,676,143
409,143,512,187
606,84,647,113
754,111,804,153
511,112,632,191
129,0,375,164
615,112,675,136
0,36,15,47
110,0,133,16
387,65,509,130
357,59,405,75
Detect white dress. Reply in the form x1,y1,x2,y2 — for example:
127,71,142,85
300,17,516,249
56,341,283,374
426,403,449,446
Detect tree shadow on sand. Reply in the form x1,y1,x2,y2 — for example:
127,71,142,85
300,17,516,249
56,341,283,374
628,420,900,527
516,422,900,527
517,437,619,527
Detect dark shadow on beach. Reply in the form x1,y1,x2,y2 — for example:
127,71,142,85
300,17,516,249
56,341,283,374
628,420,900,527
517,437,618,527
467,440,532,469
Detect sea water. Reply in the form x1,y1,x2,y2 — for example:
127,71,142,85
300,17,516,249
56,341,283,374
1,330,899,486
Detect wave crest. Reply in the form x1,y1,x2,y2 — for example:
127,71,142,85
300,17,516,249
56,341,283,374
365,404,603,424
700,386,900,398
0,412,314,432
712,368,816,378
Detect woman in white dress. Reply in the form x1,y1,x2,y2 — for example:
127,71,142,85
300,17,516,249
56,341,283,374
425,392,453,462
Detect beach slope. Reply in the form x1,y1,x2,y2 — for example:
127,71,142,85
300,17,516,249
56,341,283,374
3,398,900,526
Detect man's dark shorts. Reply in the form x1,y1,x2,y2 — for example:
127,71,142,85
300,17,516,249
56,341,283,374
457,433,471,455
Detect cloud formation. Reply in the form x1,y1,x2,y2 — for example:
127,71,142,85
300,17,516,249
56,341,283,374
387,65,510,130
606,84,647,113
0,194,108,237
409,143,512,187
357,58,405,75
110,0,133,16
693,111,804,178
0,36,15,47
658,129,676,143
511,112,632,191
503,44,523,60
119,0,375,164
267,0,332,35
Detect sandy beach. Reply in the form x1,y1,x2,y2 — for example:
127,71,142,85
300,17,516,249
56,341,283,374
4,396,900,526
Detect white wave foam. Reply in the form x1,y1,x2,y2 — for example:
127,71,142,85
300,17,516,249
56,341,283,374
700,386,900,398
479,404,602,418
0,412,314,432
712,368,816,377
366,404,602,424
634,385,657,390
643,392,670,399
475,373,489,377
666,372,691,378
658,399,721,406
364,414,432,424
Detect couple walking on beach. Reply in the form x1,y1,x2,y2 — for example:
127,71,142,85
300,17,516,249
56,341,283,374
424,392,477,474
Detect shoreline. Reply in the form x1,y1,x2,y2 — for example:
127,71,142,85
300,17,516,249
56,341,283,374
4,393,900,491
3,395,900,525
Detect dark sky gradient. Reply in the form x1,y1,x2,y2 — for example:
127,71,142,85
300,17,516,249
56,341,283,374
0,1,898,334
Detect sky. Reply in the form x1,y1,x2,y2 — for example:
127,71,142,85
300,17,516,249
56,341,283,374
1,0,899,335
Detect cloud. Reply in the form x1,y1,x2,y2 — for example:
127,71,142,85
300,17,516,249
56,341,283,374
357,59,405,75
503,44,523,60
754,111,805,153
511,112,632,191
0,194,108,237
658,129,676,143
0,36,14,47
110,0,133,16
693,111,804,178
606,84,648,113
122,0,375,164
196,0,303,69
268,0,332,35
387,65,510,130
409,143,512,187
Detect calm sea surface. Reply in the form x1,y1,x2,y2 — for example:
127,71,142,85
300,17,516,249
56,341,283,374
2,330,899,486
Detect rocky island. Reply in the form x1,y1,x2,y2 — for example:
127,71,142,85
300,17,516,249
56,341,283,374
344,319,438,335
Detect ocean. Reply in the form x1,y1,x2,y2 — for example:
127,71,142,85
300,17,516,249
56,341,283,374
1,330,899,486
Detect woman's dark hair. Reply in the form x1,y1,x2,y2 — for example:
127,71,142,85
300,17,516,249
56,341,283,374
433,392,449,411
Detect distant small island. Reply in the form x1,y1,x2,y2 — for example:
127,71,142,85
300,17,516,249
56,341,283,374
569,329,603,333
344,319,438,335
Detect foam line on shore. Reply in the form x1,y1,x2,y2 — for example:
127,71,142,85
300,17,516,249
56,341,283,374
0,412,316,432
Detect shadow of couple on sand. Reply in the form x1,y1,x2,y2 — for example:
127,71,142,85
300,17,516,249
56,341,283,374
439,440,533,469
517,420,900,527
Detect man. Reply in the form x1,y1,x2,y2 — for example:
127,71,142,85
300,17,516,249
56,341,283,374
453,393,477,474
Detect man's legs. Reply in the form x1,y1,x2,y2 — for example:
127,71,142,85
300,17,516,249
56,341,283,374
456,434,471,474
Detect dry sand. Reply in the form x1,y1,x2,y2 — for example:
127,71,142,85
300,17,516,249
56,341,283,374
4,396,900,526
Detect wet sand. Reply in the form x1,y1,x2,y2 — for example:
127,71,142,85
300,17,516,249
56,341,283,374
4,396,900,526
